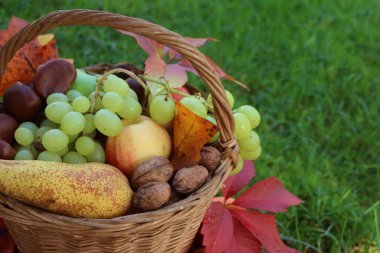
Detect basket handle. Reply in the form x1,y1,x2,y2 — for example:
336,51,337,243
0,9,238,165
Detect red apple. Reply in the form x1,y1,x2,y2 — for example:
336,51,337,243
106,115,171,178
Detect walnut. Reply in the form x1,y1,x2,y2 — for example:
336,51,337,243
133,182,171,211
173,166,209,194
131,157,174,190
199,146,220,172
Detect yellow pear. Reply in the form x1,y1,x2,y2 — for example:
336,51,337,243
0,160,133,219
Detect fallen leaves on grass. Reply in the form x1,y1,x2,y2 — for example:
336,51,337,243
200,161,303,253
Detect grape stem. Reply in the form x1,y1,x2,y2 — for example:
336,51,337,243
141,75,215,112
141,75,192,98
142,75,215,110
90,68,148,113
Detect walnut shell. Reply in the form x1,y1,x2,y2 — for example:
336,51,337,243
173,166,209,194
133,182,171,211
131,157,174,190
199,146,220,172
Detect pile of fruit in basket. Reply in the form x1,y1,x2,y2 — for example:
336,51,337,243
0,58,261,218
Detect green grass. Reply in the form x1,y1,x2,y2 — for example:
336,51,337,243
1,0,379,252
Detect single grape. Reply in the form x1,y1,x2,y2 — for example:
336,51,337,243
118,97,142,120
207,90,234,110
85,142,105,163
88,91,104,110
148,87,165,106
148,93,155,106
149,95,175,125
19,122,38,134
241,145,262,160
237,105,260,129
229,154,244,176
61,112,85,135
238,130,260,152
45,101,73,123
72,96,91,113
37,151,62,162
103,74,130,97
127,88,138,101
83,114,96,134
71,70,97,97
57,146,69,156
233,113,251,140
66,89,83,102
14,127,34,146
181,96,207,118
63,151,87,164
46,93,68,104
40,119,59,128
42,129,69,152
75,136,95,156
14,149,34,160
94,109,122,137
206,115,220,143
102,92,123,112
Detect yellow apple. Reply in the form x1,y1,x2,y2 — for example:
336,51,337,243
106,115,171,178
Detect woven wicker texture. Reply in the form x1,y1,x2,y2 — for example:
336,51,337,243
0,9,239,253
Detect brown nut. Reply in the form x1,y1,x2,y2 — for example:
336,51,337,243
133,182,171,211
173,166,209,194
199,146,220,172
131,157,174,190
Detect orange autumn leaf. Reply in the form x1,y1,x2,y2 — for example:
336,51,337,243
0,17,59,95
171,102,219,170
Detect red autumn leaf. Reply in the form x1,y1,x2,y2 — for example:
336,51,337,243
201,202,233,253
0,219,13,253
221,160,255,200
119,31,164,55
179,57,248,89
171,102,218,170
185,37,218,48
162,64,188,86
144,52,166,77
0,17,59,95
234,177,303,213
232,210,298,253
118,31,247,89
200,159,302,253
226,216,261,253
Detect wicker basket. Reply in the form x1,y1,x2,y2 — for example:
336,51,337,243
0,9,239,253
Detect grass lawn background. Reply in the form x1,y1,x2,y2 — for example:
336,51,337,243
1,0,379,252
